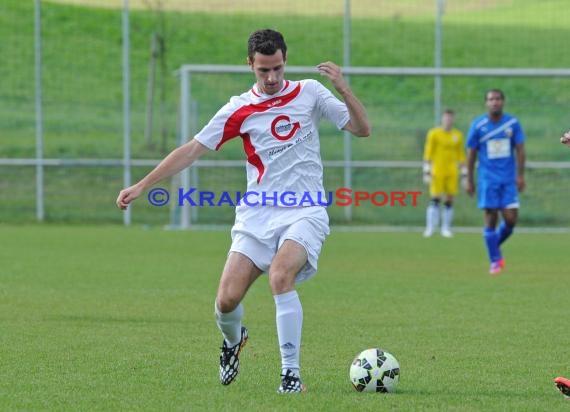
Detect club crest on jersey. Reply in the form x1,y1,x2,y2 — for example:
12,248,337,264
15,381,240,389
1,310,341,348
271,115,301,141
504,127,513,138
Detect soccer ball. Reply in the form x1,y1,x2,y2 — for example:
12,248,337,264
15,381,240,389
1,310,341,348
349,348,400,393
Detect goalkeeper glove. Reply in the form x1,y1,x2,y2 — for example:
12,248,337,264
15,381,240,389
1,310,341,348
422,162,431,185
460,166,468,189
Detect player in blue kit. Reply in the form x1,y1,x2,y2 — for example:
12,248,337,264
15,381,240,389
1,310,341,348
465,89,526,275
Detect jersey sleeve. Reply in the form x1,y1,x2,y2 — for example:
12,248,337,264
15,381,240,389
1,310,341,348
423,129,435,162
466,121,479,150
312,80,350,130
513,118,525,145
457,131,466,163
194,96,242,151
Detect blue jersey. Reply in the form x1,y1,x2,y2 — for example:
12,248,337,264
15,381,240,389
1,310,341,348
466,113,525,184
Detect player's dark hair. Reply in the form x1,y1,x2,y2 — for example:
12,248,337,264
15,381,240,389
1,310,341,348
247,29,287,62
485,89,505,101
443,108,455,115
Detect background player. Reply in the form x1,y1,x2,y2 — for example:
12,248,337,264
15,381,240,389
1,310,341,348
422,109,466,238
466,89,525,275
116,29,370,393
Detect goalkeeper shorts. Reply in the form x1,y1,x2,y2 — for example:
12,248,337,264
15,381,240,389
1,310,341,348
430,174,459,197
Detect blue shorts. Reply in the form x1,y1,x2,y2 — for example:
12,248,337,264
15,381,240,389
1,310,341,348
477,181,519,209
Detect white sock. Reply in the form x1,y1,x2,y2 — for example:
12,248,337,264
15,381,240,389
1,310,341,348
442,206,453,231
426,204,439,231
274,290,302,376
214,301,243,347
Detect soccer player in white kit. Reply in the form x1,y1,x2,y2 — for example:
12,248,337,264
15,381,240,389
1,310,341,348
116,29,370,393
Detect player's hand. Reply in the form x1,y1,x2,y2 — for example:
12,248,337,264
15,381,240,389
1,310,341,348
116,184,143,210
517,176,525,192
422,162,431,185
317,62,348,93
560,131,570,147
460,166,468,190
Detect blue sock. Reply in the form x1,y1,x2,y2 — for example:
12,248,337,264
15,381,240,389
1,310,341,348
483,227,502,263
497,222,514,245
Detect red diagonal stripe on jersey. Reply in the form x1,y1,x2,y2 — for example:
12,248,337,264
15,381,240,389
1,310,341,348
241,133,265,183
215,83,301,183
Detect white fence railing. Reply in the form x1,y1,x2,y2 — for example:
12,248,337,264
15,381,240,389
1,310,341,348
176,64,570,227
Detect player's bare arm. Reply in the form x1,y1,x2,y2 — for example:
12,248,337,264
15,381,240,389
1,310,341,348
515,143,525,192
466,148,477,196
116,139,210,210
317,61,371,137
560,131,570,147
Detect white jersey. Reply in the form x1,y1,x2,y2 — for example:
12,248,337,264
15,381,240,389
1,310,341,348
195,79,349,207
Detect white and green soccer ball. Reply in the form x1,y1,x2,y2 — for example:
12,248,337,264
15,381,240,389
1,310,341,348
349,348,400,393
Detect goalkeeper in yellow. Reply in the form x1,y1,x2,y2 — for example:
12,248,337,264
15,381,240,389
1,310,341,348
422,109,466,238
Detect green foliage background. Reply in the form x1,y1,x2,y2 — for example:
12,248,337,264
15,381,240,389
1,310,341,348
1,0,569,225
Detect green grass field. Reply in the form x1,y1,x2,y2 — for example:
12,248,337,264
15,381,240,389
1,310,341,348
2,225,570,410
2,2,569,410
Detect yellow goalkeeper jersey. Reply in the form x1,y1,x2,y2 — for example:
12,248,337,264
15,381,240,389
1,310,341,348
423,127,465,176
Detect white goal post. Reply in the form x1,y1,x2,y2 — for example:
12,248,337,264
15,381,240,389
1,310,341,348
175,64,570,229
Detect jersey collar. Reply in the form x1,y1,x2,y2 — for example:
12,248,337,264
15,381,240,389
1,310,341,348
251,80,290,98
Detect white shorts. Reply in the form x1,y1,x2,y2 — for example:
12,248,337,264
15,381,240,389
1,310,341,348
229,206,330,283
